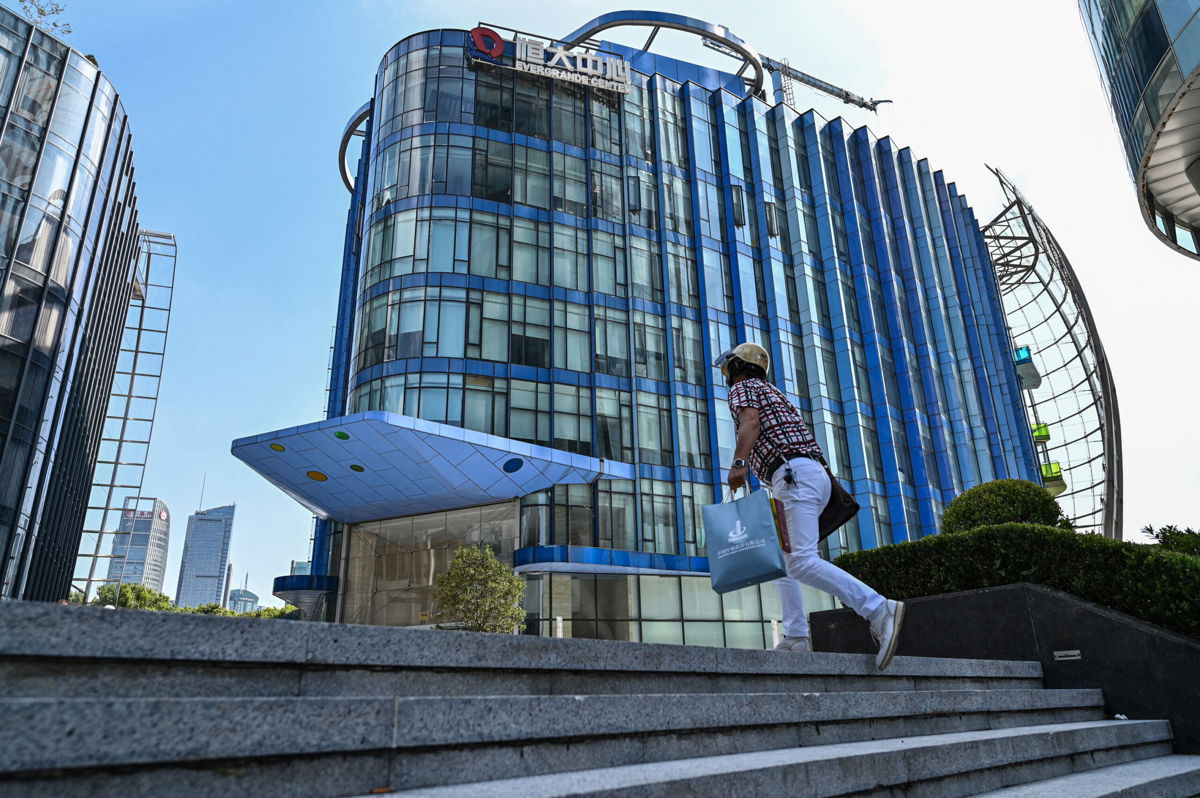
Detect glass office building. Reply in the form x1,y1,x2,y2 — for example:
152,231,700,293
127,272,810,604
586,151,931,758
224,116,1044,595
228,585,258,614
0,7,151,600
174,504,234,608
235,13,1040,645
1079,0,1200,259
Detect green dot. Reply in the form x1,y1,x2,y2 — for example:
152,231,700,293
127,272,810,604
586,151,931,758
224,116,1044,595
350,464,365,473
334,432,350,440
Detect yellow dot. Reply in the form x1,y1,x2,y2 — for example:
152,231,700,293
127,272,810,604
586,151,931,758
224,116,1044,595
269,443,285,452
306,471,328,482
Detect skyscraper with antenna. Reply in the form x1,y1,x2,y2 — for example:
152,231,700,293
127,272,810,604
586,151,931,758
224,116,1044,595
174,504,235,608
228,572,259,614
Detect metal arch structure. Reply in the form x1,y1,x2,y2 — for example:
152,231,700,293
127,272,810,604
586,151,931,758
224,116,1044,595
557,11,766,97
981,168,1123,540
338,101,371,193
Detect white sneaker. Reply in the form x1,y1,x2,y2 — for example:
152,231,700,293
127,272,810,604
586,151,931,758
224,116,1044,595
774,636,812,652
869,600,905,671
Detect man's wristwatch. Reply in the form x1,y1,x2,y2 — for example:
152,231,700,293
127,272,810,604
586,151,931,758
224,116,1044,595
731,459,748,469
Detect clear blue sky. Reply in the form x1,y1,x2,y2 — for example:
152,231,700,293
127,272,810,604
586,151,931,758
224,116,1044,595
55,1,1199,605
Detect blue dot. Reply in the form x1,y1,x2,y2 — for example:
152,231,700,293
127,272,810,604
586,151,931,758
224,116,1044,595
503,457,524,473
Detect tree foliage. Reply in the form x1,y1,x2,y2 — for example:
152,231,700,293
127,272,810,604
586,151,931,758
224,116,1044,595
90,582,172,611
176,602,235,616
1141,524,1200,558
20,0,72,35
940,479,1071,534
76,584,296,618
433,546,525,633
239,605,299,619
835,523,1200,640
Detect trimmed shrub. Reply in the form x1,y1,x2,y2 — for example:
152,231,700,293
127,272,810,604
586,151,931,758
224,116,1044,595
940,479,1069,534
834,524,1200,640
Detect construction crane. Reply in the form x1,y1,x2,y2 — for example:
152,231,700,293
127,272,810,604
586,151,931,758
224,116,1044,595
701,38,891,113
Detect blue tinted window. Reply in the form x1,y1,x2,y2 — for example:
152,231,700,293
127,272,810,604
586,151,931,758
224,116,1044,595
1124,3,1170,90
1175,12,1200,74
1158,0,1199,37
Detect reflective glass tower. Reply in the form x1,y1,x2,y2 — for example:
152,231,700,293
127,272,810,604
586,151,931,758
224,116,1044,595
235,13,1040,645
174,504,234,608
1079,0,1200,258
0,7,150,600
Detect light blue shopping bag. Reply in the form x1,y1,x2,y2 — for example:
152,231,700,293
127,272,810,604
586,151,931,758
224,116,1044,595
702,489,787,594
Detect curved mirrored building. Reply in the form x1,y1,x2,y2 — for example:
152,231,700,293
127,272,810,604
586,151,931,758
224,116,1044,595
982,169,1123,538
1079,0,1200,258
0,8,163,600
236,14,1040,645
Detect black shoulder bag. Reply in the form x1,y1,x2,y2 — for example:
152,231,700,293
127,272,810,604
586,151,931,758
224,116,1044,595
815,454,859,542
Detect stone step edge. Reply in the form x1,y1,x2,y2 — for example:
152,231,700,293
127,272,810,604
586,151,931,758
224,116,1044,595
0,603,1042,680
970,754,1200,797
0,689,1107,774
363,720,1174,798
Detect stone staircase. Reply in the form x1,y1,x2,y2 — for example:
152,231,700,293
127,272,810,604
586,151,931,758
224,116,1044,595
1,601,1197,797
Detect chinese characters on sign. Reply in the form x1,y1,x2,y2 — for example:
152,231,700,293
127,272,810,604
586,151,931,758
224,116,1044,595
467,26,632,94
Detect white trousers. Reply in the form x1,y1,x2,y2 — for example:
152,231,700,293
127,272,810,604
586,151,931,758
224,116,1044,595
770,456,885,638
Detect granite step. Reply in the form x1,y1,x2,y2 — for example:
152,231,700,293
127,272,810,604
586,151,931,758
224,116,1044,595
971,754,1200,797
0,688,1105,778
364,720,1175,798
0,602,1044,698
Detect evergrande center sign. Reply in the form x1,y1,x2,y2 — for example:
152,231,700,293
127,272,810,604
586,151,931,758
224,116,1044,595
467,26,632,94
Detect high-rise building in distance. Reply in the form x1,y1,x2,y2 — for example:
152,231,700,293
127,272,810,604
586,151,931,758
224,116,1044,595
102,496,170,593
228,589,257,613
235,13,1041,645
1079,0,1200,259
0,6,166,600
174,505,234,608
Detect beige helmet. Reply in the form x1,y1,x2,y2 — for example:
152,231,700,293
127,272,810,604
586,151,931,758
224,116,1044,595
713,342,770,378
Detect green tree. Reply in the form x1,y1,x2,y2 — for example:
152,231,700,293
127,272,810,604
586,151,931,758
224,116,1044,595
1142,524,1200,558
89,582,172,611
940,479,1072,534
20,0,72,35
175,602,235,616
67,589,85,604
240,605,299,619
433,546,525,633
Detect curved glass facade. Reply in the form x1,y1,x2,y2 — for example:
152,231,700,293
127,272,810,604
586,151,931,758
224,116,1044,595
297,26,1042,642
1080,0,1200,257
983,171,1123,538
0,7,147,600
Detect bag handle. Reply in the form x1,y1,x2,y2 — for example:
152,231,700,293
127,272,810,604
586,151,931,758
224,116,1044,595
721,486,749,504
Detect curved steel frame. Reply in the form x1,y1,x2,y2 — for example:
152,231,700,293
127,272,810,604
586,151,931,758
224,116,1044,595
338,101,372,193
982,169,1123,539
558,11,766,96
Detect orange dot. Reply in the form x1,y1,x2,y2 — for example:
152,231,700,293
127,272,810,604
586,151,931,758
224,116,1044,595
306,471,328,482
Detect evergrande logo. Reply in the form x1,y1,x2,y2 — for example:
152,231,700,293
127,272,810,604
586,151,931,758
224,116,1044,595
465,24,632,94
728,519,749,543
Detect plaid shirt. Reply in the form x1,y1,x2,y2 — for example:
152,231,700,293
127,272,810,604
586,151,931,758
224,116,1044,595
727,378,823,482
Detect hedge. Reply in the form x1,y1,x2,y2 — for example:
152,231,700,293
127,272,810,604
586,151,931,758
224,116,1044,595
834,523,1200,640
940,479,1069,533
